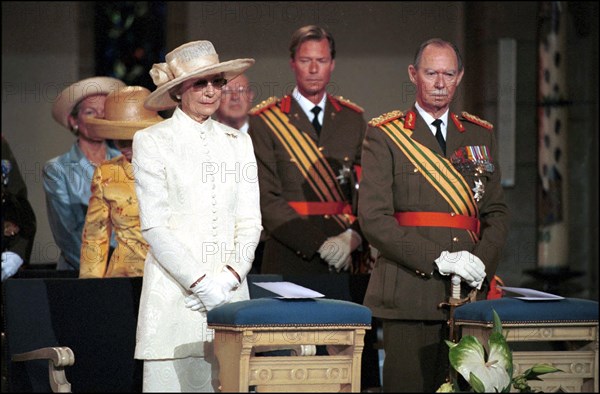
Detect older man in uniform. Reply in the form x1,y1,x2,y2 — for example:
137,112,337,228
359,38,510,392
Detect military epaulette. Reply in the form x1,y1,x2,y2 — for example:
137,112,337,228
368,110,404,127
461,111,494,130
249,96,279,115
334,96,364,113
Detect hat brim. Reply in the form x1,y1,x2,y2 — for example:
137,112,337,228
144,58,255,111
86,115,164,140
52,77,126,129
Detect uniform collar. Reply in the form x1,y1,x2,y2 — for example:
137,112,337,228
292,87,327,123
415,102,449,137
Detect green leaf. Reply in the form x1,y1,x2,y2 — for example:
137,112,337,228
488,331,513,380
529,363,562,375
492,309,503,335
469,372,486,393
522,363,562,381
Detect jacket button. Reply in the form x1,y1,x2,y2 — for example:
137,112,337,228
452,237,459,243
324,214,330,219
450,212,456,217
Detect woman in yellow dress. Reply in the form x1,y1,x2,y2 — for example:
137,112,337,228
79,86,163,278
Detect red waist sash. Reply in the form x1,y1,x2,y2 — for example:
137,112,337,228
394,211,480,235
289,201,352,216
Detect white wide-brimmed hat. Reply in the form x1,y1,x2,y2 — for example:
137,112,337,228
144,40,255,111
86,86,163,140
52,76,126,129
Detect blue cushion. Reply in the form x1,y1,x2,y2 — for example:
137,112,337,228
207,298,372,327
454,297,599,325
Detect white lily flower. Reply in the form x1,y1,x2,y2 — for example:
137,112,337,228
447,310,513,392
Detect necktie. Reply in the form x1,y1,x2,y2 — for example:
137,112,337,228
311,106,322,135
432,119,446,155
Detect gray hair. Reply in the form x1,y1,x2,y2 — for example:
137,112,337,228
413,38,463,72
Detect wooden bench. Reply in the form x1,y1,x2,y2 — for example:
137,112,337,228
207,298,371,392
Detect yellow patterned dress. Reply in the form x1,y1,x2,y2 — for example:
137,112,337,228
79,155,148,278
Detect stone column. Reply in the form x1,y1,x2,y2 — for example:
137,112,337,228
537,1,569,271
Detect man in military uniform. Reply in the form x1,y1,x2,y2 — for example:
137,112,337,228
358,38,509,392
248,25,367,280
249,25,381,390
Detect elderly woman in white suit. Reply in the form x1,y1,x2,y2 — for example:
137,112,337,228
132,41,262,392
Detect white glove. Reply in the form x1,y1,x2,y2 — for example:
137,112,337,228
185,268,240,312
467,277,484,290
188,274,232,312
318,229,362,272
434,251,486,283
213,267,240,293
2,251,23,282
184,293,205,311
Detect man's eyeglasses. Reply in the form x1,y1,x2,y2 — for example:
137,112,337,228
192,77,228,90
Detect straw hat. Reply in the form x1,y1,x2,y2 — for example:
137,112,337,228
52,76,126,129
86,86,163,140
144,40,255,111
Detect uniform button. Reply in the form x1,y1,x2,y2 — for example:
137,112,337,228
413,167,419,173
343,156,349,161
296,251,301,255
318,146,324,151
324,214,330,219
421,272,426,277
450,212,456,217
452,237,459,243
416,270,421,275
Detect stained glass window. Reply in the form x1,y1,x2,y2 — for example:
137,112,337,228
95,2,166,91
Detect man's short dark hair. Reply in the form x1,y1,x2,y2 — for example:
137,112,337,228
289,25,336,60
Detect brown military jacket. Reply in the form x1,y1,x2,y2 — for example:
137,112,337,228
248,94,366,276
358,107,509,320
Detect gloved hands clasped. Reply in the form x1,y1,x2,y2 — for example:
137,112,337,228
318,229,362,272
434,251,486,289
184,266,240,312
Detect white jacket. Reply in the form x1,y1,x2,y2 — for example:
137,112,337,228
132,107,262,359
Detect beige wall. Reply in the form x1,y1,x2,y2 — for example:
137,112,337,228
2,2,82,263
186,1,465,119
